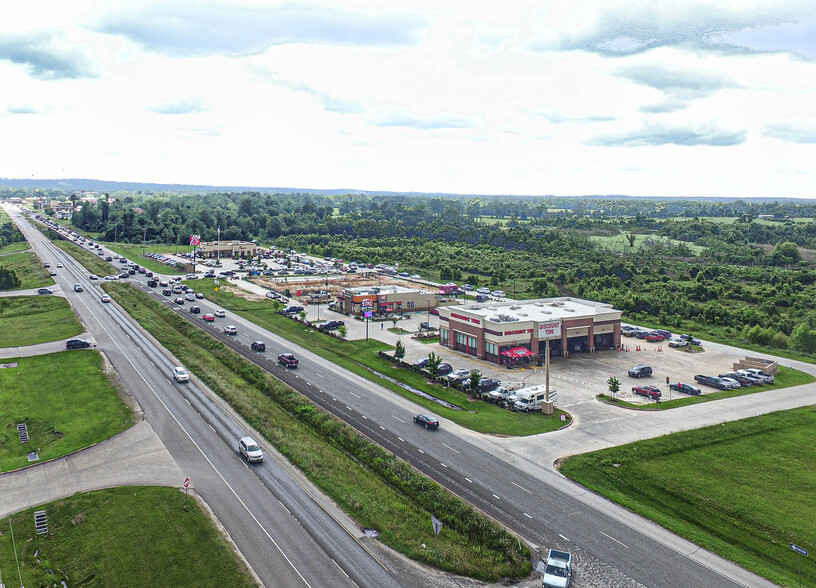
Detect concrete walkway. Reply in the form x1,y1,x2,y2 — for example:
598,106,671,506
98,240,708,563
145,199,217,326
0,420,184,518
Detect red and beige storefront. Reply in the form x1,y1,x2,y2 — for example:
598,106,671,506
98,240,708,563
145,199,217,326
438,298,622,365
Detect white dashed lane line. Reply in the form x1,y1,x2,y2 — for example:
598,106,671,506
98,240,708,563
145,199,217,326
391,415,405,423
465,477,473,483
511,481,532,494
441,443,460,454
523,513,533,519
600,532,629,549
349,391,360,399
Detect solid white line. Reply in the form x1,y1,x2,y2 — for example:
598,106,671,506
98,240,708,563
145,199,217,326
523,513,533,519
600,531,629,549
559,534,571,542
332,558,350,579
440,443,459,454
361,415,367,419
511,480,532,494
345,406,352,411
391,415,405,423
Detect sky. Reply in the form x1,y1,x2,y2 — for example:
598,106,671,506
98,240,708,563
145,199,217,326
1,0,815,197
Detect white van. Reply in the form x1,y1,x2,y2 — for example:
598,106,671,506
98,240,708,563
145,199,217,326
508,384,556,412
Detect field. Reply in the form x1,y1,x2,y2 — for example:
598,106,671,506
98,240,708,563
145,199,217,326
589,232,706,254
0,241,29,255
103,241,190,274
559,406,816,587
0,487,256,588
0,295,84,347
0,352,136,471
0,250,54,289
53,239,117,277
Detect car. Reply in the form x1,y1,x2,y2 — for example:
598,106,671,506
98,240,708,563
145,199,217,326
667,337,689,348
491,290,506,297
101,295,111,303
251,341,266,352
49,270,57,276
719,377,742,389
37,288,53,295
223,325,238,335
56,263,63,268
238,436,264,462
97,251,104,256
189,305,201,314
412,357,430,369
138,267,147,274
621,326,637,337
278,353,299,367
185,292,196,301
476,287,490,294
119,272,129,279
476,377,501,392
429,308,439,316
419,321,435,331
653,329,672,339
214,309,226,317
319,320,345,331
436,362,453,377
411,274,421,280
103,275,117,280
65,338,91,349
105,256,113,261
89,274,99,280
281,305,305,315
695,374,737,390
719,372,755,386
160,280,169,287
628,365,653,378
632,385,662,399
413,414,440,429
670,382,702,396
73,284,83,292
740,368,775,384
634,329,650,339
202,313,215,322
174,297,185,305
644,332,665,342
146,271,154,277
162,288,172,296
475,293,489,302
447,368,473,383
173,366,190,382
195,292,204,299
43,262,50,268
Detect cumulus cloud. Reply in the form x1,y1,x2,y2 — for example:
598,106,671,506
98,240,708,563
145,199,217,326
0,33,103,80
589,123,746,147
365,107,479,130
5,104,40,115
532,109,615,124
92,3,430,57
764,122,816,144
146,98,210,115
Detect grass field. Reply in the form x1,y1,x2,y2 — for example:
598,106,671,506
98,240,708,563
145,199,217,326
0,352,136,471
0,240,29,255
0,295,84,347
103,241,190,275
0,250,54,290
589,232,706,255
0,487,256,588
105,281,531,581
559,406,816,587
189,280,570,436
53,239,119,277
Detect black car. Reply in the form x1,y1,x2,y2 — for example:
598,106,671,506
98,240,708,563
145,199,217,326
319,320,345,331
413,414,440,429
251,341,266,352
419,321,435,331
694,374,729,390
436,362,453,377
670,382,702,396
628,365,653,378
174,297,185,305
65,338,91,349
37,288,54,295
118,272,128,279
163,288,172,296
282,305,305,315
477,377,501,392
189,305,201,314
412,357,430,369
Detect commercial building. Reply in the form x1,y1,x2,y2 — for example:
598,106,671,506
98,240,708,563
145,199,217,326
198,240,257,259
338,284,439,316
438,297,622,365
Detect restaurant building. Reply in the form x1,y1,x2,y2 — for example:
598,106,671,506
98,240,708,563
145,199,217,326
438,297,622,364
198,240,257,259
338,285,439,316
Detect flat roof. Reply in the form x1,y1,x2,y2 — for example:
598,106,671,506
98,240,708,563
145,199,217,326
346,284,427,296
451,297,620,324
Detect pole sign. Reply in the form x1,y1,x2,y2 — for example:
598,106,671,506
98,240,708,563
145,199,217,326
361,299,374,310
791,543,808,556
364,311,373,318
183,477,191,488
538,320,562,338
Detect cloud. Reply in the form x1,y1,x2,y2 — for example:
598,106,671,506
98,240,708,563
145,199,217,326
764,122,816,144
589,123,746,147
618,64,738,99
5,104,40,115
320,95,364,115
364,108,479,130
0,33,103,80
146,98,210,115
532,109,615,124
530,3,816,58
93,3,430,57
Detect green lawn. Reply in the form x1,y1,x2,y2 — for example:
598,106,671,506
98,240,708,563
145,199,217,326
0,352,136,471
104,282,531,581
0,295,84,347
53,239,117,276
0,487,256,588
0,250,54,290
104,242,190,275
0,240,29,255
188,280,570,436
559,406,816,587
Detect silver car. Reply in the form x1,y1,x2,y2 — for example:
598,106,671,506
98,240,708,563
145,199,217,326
238,436,264,462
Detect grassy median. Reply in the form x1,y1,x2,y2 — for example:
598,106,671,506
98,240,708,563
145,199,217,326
0,486,256,588
189,279,570,436
106,281,531,581
0,250,54,289
0,295,84,347
559,406,816,587
0,352,136,471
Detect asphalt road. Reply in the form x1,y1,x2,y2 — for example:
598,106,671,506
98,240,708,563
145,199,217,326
9,209,404,588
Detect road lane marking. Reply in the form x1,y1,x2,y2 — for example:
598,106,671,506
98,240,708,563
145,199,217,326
465,477,473,483
316,373,325,379
523,513,533,519
379,425,385,430
397,437,404,442
440,463,448,468
391,415,405,423
349,391,360,399
492,494,500,500
511,481,532,494
418,449,424,454
441,443,459,454
600,531,629,548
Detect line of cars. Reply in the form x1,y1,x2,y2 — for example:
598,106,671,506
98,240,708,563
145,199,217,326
622,326,702,347
629,363,775,399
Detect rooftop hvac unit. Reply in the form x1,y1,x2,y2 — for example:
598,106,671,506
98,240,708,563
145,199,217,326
565,308,575,312
533,302,548,307
510,305,521,310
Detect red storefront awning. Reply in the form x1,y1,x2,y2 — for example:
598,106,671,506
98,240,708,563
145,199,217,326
501,347,535,359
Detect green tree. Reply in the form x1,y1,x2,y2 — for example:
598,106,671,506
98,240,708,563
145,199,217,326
337,325,347,338
771,241,801,265
394,340,405,360
789,323,816,354
426,352,441,379
0,265,21,290
468,371,482,396
771,331,789,349
607,376,621,397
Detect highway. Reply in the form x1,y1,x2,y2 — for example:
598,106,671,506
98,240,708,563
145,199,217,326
9,209,404,588
11,207,777,587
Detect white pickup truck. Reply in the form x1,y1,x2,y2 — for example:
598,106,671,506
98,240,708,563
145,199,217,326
543,549,572,588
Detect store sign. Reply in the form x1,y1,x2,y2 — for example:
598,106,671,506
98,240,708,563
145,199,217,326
504,329,533,336
451,312,480,324
538,320,562,337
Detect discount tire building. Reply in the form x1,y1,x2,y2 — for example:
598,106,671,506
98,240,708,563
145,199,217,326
438,297,622,365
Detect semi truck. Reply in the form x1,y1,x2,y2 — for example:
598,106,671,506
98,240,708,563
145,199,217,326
542,549,572,588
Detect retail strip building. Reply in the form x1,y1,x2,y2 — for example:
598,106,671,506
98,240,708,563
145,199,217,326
438,297,622,364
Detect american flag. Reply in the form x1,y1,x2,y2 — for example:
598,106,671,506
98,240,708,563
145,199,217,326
190,234,201,246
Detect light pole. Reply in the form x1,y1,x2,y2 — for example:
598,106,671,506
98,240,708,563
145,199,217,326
142,226,147,257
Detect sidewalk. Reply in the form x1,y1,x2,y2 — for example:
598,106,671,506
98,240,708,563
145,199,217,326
0,421,184,518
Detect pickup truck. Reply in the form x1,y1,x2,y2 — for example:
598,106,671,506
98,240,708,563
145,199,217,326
543,549,572,588
278,353,299,368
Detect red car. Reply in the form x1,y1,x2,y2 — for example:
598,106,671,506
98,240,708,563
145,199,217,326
644,333,665,342
278,353,299,368
202,314,215,322
632,385,662,399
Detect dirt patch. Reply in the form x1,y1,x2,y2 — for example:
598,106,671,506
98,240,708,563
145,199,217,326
222,282,267,301
250,273,429,303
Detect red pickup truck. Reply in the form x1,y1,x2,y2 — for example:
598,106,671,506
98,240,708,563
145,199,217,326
278,353,299,368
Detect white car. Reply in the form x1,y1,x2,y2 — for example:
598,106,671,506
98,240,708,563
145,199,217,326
667,337,689,348
100,295,111,303
173,366,190,382
224,325,238,335
238,436,264,462
214,309,226,317
491,290,506,298
719,377,742,389
739,368,774,384
185,292,196,301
